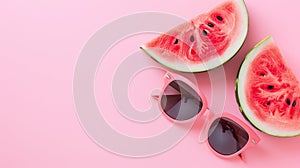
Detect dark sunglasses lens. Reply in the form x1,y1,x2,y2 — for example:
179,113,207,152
160,80,203,121
208,117,249,155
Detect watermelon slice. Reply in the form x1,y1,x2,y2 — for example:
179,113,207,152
140,0,248,72
236,36,300,137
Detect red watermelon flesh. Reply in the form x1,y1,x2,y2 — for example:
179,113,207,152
237,36,300,137
141,0,248,72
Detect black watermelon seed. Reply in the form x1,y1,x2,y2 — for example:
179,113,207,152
174,38,179,44
286,98,291,105
190,36,195,42
267,85,274,90
267,101,271,105
203,30,208,36
208,23,214,27
217,16,223,21
260,73,265,77
292,100,297,107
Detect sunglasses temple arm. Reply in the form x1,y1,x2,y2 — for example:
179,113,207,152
151,95,159,101
239,153,247,162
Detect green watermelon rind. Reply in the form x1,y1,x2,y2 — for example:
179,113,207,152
141,0,249,73
235,36,300,137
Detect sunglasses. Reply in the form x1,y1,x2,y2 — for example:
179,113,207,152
152,72,260,159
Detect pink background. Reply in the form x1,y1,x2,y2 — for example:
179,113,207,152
1,0,300,167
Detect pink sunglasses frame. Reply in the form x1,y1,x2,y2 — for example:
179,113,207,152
204,112,261,159
153,71,260,159
152,71,208,123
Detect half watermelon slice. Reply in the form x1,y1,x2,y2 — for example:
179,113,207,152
236,36,300,137
141,0,248,72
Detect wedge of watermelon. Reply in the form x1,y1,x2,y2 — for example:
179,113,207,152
236,36,300,137
140,0,248,72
